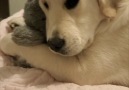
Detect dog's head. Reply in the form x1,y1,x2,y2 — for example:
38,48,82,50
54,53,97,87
39,0,117,56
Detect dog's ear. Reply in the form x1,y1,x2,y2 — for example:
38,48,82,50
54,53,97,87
98,0,118,18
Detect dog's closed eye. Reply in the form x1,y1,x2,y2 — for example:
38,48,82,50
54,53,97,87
65,0,79,9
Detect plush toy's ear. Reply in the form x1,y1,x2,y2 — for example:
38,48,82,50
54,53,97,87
8,17,25,30
98,0,118,18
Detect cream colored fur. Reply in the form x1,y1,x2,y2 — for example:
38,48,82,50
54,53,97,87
0,0,129,86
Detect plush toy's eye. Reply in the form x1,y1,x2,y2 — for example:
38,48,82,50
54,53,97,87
65,0,79,9
44,2,49,9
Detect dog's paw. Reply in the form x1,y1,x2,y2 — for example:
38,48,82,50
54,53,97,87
12,26,46,46
102,7,116,18
8,17,25,30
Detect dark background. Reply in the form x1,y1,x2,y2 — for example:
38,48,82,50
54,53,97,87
0,0,9,20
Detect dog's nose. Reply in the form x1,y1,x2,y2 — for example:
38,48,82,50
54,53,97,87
48,37,65,52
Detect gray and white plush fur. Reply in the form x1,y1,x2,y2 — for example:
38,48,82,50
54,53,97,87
11,0,46,46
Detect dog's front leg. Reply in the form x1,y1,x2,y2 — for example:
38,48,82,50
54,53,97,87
0,33,85,85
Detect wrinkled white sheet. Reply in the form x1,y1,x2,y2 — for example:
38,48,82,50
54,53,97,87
0,10,129,90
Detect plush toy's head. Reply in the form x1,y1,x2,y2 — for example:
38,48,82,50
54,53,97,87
24,0,46,32
9,0,47,46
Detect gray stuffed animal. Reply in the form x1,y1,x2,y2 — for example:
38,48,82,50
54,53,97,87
7,0,46,68
11,0,46,46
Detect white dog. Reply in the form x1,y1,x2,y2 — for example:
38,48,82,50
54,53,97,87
0,0,129,86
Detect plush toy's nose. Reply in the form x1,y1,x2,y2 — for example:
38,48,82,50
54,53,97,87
48,37,65,52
